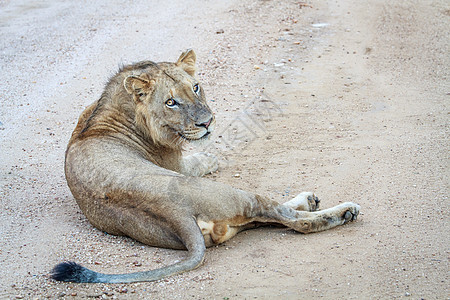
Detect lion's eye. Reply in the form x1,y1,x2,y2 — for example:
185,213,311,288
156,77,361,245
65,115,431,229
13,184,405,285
193,84,199,94
165,98,177,107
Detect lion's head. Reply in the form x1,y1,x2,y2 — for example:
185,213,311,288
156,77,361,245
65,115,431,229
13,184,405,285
123,49,215,149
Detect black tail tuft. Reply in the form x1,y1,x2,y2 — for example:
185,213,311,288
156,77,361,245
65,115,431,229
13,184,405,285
51,261,98,283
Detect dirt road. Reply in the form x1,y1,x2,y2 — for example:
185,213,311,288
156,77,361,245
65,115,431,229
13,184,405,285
0,0,448,299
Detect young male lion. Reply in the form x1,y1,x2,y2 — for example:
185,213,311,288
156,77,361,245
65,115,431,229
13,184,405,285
51,49,360,283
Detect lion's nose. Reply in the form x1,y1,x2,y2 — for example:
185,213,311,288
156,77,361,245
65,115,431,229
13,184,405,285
196,117,213,129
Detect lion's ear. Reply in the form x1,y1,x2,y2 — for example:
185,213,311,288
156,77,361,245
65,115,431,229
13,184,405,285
176,49,197,77
124,75,156,102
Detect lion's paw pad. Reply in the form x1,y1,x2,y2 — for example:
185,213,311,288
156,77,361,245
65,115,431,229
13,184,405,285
307,194,320,211
340,203,360,224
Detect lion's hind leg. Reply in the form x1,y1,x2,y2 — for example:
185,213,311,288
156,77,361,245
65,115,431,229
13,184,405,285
281,202,360,233
252,195,359,234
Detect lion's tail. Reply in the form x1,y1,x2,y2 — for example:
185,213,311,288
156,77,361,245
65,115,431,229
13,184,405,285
51,262,99,283
51,245,205,283
51,219,206,283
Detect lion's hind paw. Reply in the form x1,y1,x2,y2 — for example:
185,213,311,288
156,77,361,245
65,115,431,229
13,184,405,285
284,192,320,212
340,202,360,224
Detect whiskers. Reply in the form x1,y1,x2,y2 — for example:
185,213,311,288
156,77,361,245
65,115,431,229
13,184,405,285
169,133,187,148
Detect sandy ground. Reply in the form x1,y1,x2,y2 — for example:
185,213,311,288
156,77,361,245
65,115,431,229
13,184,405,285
0,0,448,299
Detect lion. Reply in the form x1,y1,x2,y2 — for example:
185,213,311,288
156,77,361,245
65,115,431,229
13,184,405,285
51,49,360,283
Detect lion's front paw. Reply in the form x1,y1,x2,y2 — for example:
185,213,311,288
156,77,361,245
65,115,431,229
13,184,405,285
284,192,320,212
195,152,218,174
184,152,218,176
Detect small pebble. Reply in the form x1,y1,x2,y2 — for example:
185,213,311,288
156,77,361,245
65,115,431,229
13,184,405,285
133,261,142,267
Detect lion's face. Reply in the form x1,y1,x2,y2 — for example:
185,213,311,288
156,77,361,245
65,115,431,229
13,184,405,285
124,50,215,148
151,68,215,144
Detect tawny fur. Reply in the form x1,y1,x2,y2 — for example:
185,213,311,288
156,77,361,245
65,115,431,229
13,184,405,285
51,50,360,283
